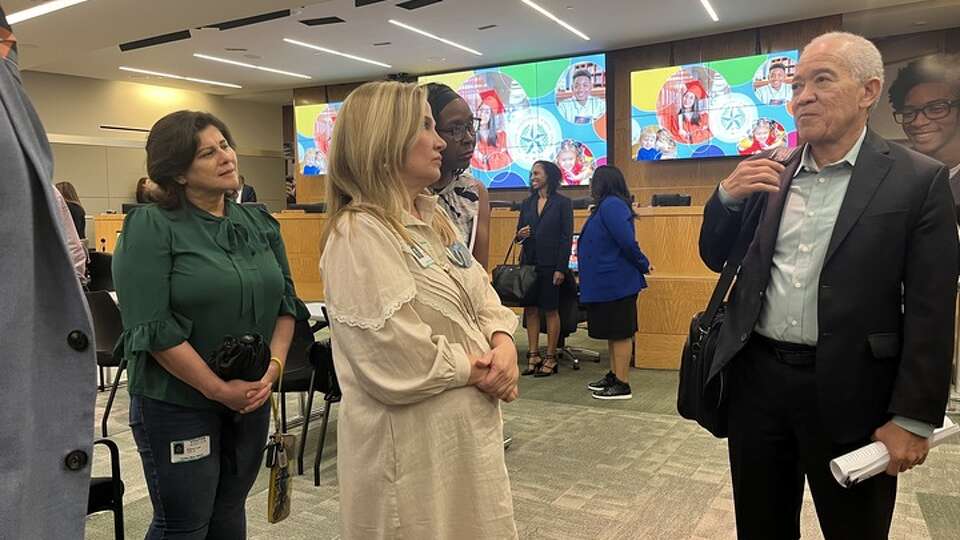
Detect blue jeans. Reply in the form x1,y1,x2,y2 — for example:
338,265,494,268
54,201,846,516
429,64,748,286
129,394,271,539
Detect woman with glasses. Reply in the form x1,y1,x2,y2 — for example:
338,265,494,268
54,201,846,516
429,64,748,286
425,83,492,268
888,55,960,209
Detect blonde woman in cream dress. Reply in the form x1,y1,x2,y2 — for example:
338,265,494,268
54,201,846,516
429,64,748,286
320,81,521,539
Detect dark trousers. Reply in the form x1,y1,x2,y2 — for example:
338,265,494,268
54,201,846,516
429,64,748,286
130,395,271,540
727,335,897,540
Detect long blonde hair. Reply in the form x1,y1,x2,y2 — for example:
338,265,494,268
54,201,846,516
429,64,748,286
322,81,457,249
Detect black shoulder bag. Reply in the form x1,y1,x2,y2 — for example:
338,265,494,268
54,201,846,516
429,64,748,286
491,240,538,307
677,206,759,439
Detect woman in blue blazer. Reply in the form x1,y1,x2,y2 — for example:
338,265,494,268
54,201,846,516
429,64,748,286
577,166,651,399
516,161,573,377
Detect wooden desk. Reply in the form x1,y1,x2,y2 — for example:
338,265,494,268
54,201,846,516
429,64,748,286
94,211,329,302
488,205,716,370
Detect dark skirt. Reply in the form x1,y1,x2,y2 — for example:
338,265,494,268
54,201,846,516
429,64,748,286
527,266,561,312
586,294,638,340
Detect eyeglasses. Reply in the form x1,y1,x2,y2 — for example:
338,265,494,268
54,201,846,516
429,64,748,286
437,117,482,141
893,98,960,125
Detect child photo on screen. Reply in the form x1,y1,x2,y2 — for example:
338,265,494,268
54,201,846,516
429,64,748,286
635,126,662,161
302,148,324,176
556,65,606,125
737,118,786,156
556,139,594,186
656,129,678,159
472,90,512,171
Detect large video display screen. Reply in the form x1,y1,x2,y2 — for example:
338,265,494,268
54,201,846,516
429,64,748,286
420,53,607,189
294,101,342,176
631,50,799,161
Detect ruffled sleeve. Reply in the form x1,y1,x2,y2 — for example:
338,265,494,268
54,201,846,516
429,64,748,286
112,207,192,360
260,209,310,321
320,213,473,406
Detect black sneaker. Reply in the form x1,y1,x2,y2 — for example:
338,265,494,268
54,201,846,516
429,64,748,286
586,371,616,391
592,380,632,400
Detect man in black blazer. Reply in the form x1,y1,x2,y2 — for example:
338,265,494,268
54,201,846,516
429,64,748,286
699,32,958,539
236,174,257,203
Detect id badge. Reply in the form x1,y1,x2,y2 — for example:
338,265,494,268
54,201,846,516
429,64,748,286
447,241,473,269
170,435,211,464
410,241,434,268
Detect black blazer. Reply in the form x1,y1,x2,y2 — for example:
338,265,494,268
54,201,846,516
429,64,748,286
66,201,85,239
240,184,257,203
516,192,573,272
700,130,958,444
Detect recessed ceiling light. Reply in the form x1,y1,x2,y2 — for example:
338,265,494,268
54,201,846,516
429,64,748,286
388,19,483,56
193,53,312,79
6,0,89,25
283,38,392,68
119,66,242,89
699,0,719,22
520,0,589,41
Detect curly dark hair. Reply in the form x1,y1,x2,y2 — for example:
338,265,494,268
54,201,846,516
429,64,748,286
146,110,236,209
888,55,960,110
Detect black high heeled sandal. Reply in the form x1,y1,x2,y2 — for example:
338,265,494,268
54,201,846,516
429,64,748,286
534,354,559,377
521,351,542,376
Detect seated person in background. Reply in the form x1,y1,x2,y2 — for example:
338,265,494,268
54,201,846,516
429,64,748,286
135,176,160,204
517,160,573,377
557,69,606,124
233,174,257,203
55,181,86,239
578,166,650,400
636,126,662,161
113,110,308,538
319,81,519,539
754,62,793,105
52,186,87,285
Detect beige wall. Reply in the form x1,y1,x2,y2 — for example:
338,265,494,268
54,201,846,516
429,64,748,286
22,71,286,236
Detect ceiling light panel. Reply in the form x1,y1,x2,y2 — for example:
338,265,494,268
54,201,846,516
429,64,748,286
700,0,719,22
388,19,482,56
520,0,590,41
193,53,312,79
283,38,392,68
119,66,242,89
6,0,89,25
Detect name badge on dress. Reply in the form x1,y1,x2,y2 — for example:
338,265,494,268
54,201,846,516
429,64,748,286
410,242,434,268
446,241,473,269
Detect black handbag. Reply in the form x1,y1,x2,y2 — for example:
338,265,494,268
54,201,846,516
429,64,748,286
207,334,271,382
492,240,538,307
677,207,759,439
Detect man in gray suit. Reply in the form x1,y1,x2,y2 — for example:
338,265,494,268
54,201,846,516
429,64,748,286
0,5,96,538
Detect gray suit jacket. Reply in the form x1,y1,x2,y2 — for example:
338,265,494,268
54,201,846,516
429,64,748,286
0,11,96,538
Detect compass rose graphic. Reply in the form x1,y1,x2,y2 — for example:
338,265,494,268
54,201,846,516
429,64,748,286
506,108,563,169
709,93,758,144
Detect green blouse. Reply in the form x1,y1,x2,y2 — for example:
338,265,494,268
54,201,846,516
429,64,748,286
112,200,309,409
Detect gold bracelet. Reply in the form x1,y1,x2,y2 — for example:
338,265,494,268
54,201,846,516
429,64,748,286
270,357,284,372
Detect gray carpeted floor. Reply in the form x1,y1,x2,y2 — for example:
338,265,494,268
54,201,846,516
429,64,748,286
85,328,960,539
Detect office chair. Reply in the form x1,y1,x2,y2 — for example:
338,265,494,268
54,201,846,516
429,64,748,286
86,251,114,292
313,305,342,487
87,438,125,540
85,291,125,437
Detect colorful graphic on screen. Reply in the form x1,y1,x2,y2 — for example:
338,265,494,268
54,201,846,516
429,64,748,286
630,51,799,161
419,53,607,189
294,102,342,176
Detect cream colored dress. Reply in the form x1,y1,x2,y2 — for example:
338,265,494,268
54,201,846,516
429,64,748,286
320,195,519,539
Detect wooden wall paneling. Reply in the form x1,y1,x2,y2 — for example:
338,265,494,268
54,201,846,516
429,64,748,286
757,15,842,54
635,276,717,369
634,207,715,278
93,214,124,253
275,212,327,301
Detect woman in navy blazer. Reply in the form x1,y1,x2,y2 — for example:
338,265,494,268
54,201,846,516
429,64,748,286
516,161,573,377
578,166,651,399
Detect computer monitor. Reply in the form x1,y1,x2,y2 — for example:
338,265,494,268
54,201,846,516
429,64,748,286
569,234,580,273
121,203,145,215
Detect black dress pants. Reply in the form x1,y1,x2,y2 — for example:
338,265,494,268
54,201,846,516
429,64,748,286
727,335,897,540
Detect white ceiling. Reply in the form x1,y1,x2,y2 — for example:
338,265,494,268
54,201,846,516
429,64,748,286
8,0,960,104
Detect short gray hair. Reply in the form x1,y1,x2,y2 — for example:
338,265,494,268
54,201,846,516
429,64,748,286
804,31,885,108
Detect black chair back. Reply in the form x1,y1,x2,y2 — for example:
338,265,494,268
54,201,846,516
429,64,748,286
87,252,114,292
274,319,317,392
85,291,123,367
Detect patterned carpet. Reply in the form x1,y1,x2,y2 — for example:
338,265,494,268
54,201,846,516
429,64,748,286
85,329,960,539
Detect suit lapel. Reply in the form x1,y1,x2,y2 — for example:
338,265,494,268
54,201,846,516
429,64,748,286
754,149,804,266
823,131,893,264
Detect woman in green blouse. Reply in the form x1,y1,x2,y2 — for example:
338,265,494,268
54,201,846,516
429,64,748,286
112,110,308,539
